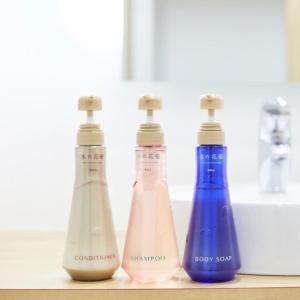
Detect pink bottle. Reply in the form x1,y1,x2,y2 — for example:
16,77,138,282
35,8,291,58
122,95,180,282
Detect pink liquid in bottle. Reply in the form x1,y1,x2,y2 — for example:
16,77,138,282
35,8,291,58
122,145,180,282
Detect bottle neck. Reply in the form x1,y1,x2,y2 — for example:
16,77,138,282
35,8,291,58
135,145,166,181
196,145,228,188
75,146,106,184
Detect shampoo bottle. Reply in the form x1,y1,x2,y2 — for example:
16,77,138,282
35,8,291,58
183,95,241,282
63,96,119,281
122,95,180,282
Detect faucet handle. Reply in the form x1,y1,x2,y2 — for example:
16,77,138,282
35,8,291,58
260,97,291,141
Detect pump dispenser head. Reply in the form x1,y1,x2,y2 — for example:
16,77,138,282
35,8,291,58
77,96,104,146
198,94,225,145
137,95,164,146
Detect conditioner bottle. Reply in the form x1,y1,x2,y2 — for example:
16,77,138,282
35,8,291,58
63,96,119,281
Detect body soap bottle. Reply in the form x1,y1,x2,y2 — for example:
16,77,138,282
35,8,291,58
183,95,240,282
122,95,180,282
63,96,119,281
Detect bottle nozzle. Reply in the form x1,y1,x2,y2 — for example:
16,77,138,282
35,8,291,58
200,94,223,123
139,95,162,123
198,94,225,145
78,96,102,124
77,96,103,146
137,95,164,146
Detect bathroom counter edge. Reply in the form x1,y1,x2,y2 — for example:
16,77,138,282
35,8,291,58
0,231,299,300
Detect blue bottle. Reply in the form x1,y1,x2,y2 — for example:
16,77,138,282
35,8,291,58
183,95,241,283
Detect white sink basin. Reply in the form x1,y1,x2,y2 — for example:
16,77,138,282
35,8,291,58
170,183,300,275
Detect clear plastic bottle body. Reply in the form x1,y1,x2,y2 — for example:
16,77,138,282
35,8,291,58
183,145,240,282
122,145,180,282
63,146,119,281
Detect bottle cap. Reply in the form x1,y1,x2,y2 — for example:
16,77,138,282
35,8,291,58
137,95,164,146
198,94,225,145
77,96,104,145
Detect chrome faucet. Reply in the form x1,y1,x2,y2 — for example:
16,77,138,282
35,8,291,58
259,98,291,193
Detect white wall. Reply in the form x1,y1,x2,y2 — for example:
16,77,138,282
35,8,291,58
0,0,299,232
152,0,286,82
0,0,123,84
0,81,299,232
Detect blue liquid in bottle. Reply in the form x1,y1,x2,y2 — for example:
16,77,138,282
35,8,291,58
183,145,241,282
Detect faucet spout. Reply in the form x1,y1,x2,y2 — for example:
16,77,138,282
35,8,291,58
259,98,291,193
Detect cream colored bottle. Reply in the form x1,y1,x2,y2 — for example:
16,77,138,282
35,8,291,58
63,96,119,281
